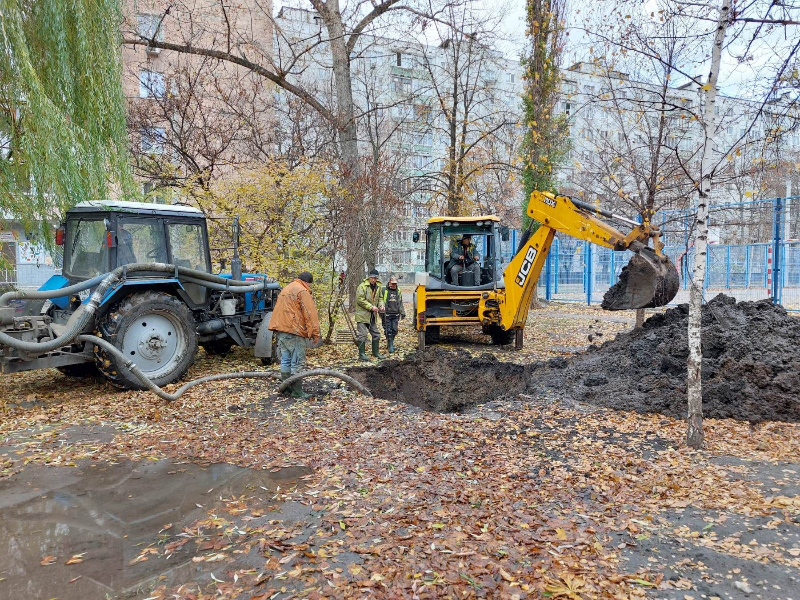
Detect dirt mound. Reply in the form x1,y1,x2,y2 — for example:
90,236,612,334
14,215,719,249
536,295,800,422
348,295,800,423
347,347,527,413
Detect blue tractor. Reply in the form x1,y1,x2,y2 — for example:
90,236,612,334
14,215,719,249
0,201,281,389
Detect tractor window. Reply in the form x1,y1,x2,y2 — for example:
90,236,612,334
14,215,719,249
117,219,168,266
64,219,109,278
426,227,442,277
168,223,208,271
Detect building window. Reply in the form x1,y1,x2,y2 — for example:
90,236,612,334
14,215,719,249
141,128,165,154
137,13,164,44
392,76,412,95
410,154,429,170
396,51,402,66
139,70,166,98
506,72,515,84
414,131,433,147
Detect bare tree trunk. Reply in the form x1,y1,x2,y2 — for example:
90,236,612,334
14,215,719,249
687,0,730,450
635,308,645,328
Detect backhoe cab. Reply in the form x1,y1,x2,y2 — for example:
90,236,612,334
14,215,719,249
412,191,679,351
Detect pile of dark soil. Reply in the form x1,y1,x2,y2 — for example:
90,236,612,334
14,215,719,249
349,295,800,423
536,294,800,423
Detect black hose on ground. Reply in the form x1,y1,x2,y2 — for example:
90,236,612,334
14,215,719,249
279,369,372,397
77,335,371,401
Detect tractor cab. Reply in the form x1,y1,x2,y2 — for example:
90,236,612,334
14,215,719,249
59,201,212,306
415,216,508,291
61,201,211,280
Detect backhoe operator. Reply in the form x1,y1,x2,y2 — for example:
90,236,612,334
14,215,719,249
450,234,481,286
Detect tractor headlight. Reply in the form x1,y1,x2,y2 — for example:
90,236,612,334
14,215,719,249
444,221,452,227
476,221,483,226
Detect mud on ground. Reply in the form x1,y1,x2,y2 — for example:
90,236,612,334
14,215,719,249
349,295,800,423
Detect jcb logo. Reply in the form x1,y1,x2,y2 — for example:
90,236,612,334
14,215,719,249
541,196,557,208
515,247,538,287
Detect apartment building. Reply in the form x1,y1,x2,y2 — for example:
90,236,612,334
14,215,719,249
274,6,524,279
555,61,799,211
121,0,274,198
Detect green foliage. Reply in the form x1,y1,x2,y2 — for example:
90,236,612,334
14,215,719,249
519,0,570,229
0,0,132,240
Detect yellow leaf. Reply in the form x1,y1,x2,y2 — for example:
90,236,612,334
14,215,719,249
499,568,514,582
555,528,568,541
702,83,712,91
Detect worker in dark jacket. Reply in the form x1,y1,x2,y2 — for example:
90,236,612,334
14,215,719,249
268,271,321,399
355,269,386,361
450,234,481,285
380,276,405,353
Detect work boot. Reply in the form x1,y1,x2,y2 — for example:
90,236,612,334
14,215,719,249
387,336,395,353
279,370,291,394
290,380,311,400
372,339,387,360
358,341,371,362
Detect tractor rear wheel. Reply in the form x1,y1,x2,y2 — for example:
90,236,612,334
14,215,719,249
489,325,515,346
95,291,198,390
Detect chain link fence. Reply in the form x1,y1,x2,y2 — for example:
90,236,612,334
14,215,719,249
531,196,800,311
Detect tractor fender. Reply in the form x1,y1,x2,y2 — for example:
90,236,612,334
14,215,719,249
95,279,186,321
254,311,275,358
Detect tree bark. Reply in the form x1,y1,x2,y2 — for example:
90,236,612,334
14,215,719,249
687,0,731,450
635,308,645,328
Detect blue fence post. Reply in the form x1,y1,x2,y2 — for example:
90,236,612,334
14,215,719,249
545,244,552,301
585,241,593,305
725,245,731,288
554,237,560,294
745,245,750,288
609,251,615,285
773,197,783,303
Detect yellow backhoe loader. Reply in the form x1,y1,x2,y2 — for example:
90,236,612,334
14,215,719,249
412,191,679,351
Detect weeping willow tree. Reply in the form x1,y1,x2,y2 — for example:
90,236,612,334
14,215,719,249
0,0,131,240
519,0,569,228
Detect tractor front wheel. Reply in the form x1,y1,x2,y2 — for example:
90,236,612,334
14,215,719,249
489,325,515,346
95,291,198,390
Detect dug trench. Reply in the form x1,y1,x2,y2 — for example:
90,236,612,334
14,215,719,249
347,295,800,423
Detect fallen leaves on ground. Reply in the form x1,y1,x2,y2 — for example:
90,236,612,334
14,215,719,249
1,302,797,598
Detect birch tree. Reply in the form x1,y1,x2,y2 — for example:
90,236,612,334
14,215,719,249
686,0,731,449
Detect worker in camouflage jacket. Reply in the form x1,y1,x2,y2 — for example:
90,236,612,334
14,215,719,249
355,269,386,361
380,276,405,353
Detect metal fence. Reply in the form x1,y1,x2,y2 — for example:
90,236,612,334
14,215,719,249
530,196,800,311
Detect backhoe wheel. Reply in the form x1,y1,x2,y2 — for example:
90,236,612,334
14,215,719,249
424,325,440,345
95,291,198,390
202,340,234,356
489,325,515,346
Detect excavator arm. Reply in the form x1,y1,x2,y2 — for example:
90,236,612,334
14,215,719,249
482,191,679,332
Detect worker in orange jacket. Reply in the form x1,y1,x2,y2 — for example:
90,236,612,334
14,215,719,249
268,271,321,399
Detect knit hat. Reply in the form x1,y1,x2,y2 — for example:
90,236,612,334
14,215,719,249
388,276,398,285
298,271,313,283
368,269,379,277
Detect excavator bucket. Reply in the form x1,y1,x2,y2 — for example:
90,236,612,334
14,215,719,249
601,247,679,310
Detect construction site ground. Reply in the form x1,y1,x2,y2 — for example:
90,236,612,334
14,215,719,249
0,300,797,599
